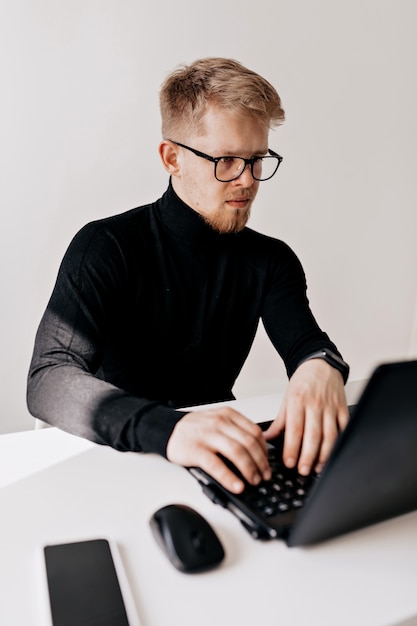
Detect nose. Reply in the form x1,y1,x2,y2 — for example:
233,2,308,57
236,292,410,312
235,163,255,186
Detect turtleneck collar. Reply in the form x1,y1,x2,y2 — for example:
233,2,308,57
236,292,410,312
156,179,236,247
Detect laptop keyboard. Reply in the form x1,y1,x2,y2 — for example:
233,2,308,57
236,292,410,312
240,447,318,519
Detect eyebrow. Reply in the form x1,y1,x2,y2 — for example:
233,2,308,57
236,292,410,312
215,148,269,157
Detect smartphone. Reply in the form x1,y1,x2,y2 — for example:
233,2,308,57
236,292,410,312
43,538,140,626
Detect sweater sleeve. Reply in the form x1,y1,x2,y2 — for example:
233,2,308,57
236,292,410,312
26,222,186,456
261,241,345,379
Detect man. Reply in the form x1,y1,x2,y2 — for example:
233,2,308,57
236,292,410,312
27,57,349,495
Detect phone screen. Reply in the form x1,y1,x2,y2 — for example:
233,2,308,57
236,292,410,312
44,539,131,626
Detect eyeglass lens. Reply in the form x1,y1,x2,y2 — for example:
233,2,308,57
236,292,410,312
215,156,279,182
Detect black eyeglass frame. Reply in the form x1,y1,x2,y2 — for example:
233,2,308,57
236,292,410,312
169,140,283,182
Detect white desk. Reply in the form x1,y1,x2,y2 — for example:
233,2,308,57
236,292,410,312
1,392,417,626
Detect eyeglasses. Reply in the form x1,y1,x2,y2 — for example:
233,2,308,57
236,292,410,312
169,140,283,182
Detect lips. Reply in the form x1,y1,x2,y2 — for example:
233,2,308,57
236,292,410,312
226,197,251,209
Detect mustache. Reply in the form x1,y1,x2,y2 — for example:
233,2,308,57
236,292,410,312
225,191,255,201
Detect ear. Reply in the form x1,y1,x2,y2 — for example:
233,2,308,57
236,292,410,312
159,140,181,176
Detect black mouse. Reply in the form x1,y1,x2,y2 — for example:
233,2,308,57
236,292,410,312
149,504,225,573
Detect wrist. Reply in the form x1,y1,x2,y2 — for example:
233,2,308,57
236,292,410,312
297,348,349,384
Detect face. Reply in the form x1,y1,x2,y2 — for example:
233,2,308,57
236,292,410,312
162,105,269,233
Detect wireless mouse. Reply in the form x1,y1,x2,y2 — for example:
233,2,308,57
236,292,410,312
149,504,225,573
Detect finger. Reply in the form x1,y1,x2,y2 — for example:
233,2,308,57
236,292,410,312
263,406,286,441
236,420,270,456
337,404,350,431
217,409,271,480
198,448,247,494
218,426,271,484
227,409,269,452
314,405,348,472
314,411,339,473
297,407,323,475
282,402,305,470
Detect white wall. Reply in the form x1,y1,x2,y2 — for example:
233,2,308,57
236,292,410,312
1,0,416,433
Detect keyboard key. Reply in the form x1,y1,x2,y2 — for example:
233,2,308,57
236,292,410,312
239,446,318,518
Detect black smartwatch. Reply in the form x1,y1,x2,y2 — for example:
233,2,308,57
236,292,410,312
297,348,349,383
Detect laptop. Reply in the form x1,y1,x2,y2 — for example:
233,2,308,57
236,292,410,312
188,360,417,546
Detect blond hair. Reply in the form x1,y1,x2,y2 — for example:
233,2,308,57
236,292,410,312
160,57,285,139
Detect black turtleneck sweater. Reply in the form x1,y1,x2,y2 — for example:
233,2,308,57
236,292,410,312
27,182,342,456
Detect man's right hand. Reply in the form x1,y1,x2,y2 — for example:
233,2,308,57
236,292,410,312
166,407,271,493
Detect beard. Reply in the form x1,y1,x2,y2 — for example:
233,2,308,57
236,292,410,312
202,205,252,234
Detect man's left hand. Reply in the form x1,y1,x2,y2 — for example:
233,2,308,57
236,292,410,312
264,359,349,475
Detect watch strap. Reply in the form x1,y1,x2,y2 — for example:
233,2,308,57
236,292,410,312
297,348,349,384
